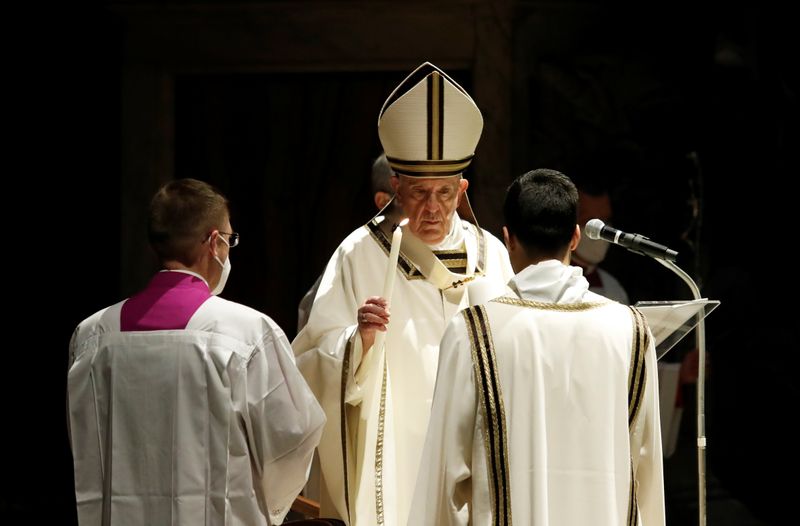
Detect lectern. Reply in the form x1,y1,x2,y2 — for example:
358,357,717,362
636,258,719,526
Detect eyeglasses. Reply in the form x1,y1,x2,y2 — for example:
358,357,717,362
205,231,240,248
219,231,240,248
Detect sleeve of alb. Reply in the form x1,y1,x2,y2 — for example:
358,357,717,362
245,321,326,525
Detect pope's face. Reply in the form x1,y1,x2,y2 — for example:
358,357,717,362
393,175,468,245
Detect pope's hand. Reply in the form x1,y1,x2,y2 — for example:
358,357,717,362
357,296,390,352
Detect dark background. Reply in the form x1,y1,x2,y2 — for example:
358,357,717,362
8,1,797,524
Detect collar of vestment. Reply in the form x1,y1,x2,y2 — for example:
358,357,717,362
365,213,486,290
121,270,212,331
507,260,595,304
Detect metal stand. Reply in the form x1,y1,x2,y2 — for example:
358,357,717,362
654,258,707,526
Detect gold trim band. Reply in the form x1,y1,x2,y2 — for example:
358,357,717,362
626,306,648,526
492,296,607,311
340,339,353,521
386,156,474,177
463,305,512,526
374,361,388,525
627,307,648,429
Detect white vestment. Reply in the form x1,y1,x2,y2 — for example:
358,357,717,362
411,260,665,526
68,295,325,526
587,264,683,458
292,214,513,526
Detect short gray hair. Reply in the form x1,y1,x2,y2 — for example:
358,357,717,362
371,152,395,194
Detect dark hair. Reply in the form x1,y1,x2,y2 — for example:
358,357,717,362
503,168,578,257
148,178,229,265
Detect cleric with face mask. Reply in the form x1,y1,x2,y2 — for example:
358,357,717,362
67,178,325,526
211,230,235,295
116,207,238,330
571,188,629,304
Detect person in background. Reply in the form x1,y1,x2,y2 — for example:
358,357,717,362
297,152,401,333
572,180,629,303
572,178,703,456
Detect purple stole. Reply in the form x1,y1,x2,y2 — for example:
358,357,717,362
121,271,212,331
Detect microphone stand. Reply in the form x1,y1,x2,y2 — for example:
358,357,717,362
653,258,708,526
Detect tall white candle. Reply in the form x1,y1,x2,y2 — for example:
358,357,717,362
382,218,408,303
373,218,408,353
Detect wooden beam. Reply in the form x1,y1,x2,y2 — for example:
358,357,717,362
114,3,478,73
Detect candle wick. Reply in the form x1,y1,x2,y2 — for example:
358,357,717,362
392,218,409,231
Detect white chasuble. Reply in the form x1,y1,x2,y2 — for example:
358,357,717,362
411,261,666,526
292,214,513,526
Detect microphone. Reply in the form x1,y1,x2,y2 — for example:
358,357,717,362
585,219,678,262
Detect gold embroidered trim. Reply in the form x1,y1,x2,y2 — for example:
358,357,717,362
374,361,388,525
428,71,442,160
463,306,512,526
628,462,638,526
385,157,474,166
366,219,425,280
435,253,465,266
491,296,608,311
366,218,479,283
432,248,466,255
447,275,477,290
340,338,353,521
436,250,467,275
385,156,475,177
626,306,648,525
627,307,648,429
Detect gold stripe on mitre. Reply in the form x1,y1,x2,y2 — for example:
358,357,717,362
385,156,474,177
428,71,443,160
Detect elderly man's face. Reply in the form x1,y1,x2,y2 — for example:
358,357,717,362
392,175,469,244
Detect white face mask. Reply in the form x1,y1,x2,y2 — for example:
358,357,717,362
211,235,232,296
575,234,610,265
211,255,231,295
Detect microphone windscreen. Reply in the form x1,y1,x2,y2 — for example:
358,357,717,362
585,218,605,240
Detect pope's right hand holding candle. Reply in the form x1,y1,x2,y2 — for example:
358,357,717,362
357,296,390,352
357,218,407,353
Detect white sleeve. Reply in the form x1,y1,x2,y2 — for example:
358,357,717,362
66,324,81,442
293,242,371,408
246,323,326,524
